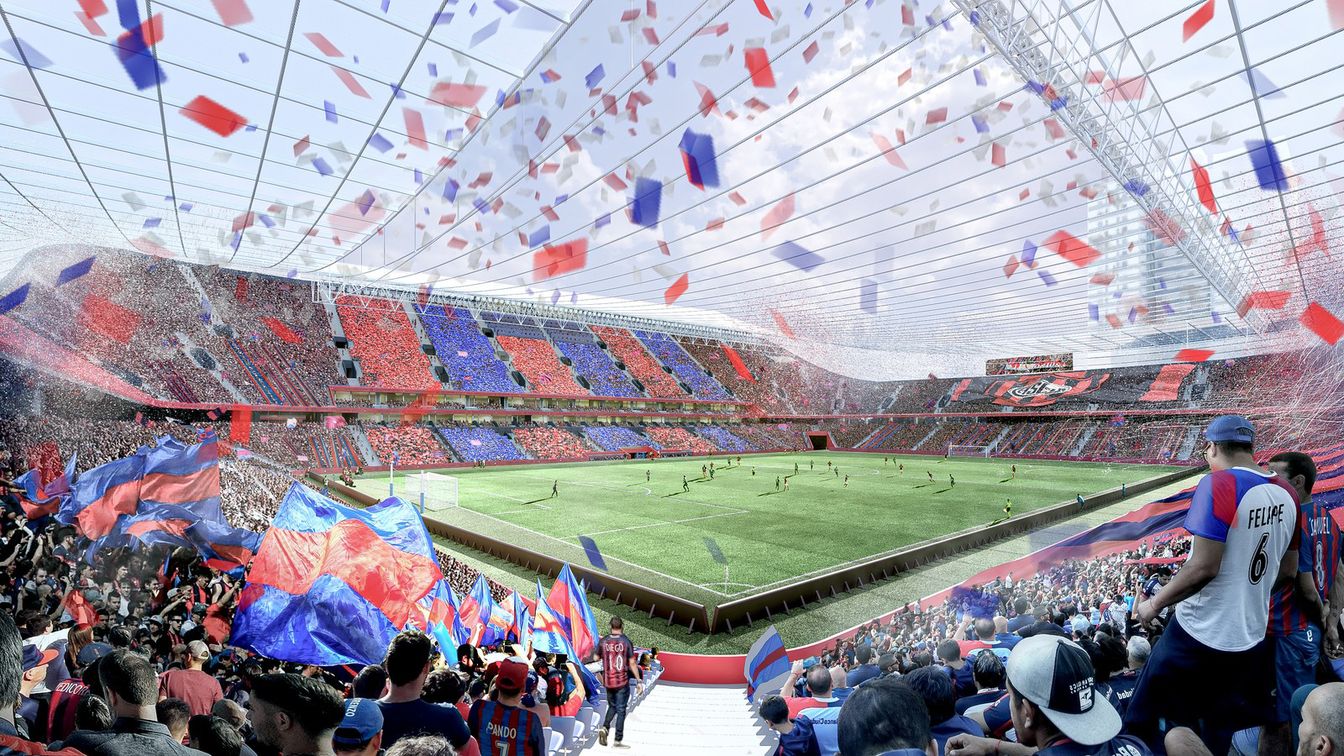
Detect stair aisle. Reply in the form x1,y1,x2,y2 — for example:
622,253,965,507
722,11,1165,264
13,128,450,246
612,683,768,755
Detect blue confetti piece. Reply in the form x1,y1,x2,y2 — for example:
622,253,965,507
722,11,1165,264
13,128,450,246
1,38,52,69
381,0,390,11
570,291,578,304
259,214,275,228
312,157,333,176
472,197,490,214
413,168,423,185
771,241,824,272
860,279,878,313
368,133,393,152
238,52,249,63
973,68,986,86
1088,303,1099,321
1157,278,1167,290
970,10,980,25
390,83,404,98
703,537,727,565
805,3,813,17
469,18,499,47
1037,268,1057,287
427,63,437,77
244,124,257,132
494,0,518,11
0,284,29,315
143,218,161,228
528,225,550,247
1162,302,1175,316
594,213,610,229
56,257,95,287
1246,69,1284,99
630,178,662,228
1025,81,1045,95
433,12,454,25
230,232,242,251
115,31,166,90
585,63,605,90
1020,240,1037,267
555,193,569,204
679,129,719,188
323,101,337,123
578,535,608,571
442,178,459,201
1247,139,1288,191
1049,96,1068,110
179,202,193,212
287,268,299,278
1124,179,1149,196
1128,306,1138,324
1211,312,1222,324
667,61,676,77
116,0,140,31
971,114,989,133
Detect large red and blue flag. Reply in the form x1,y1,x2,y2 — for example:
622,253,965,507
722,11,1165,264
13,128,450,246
507,590,532,649
232,482,444,665
546,564,597,660
744,626,791,702
140,434,221,512
531,578,576,657
421,579,468,665
461,573,504,647
61,447,148,538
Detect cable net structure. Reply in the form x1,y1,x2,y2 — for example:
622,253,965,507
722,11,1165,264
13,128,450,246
0,0,1339,378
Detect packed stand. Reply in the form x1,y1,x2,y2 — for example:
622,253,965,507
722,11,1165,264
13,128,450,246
196,269,344,406
554,340,642,398
494,336,588,396
415,305,523,394
435,426,524,463
642,426,718,454
582,426,655,451
586,326,686,399
860,421,942,450
678,340,785,412
512,425,591,460
732,423,803,450
1082,419,1196,462
692,426,754,453
633,330,731,401
335,295,437,390
363,424,453,466
827,420,880,448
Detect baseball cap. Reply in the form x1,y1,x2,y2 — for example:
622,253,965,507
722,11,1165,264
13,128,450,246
187,640,211,660
22,645,59,672
332,698,383,747
1007,635,1120,746
494,657,529,695
77,642,114,666
1204,415,1254,444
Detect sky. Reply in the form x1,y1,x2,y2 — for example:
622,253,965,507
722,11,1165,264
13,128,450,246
0,0,1341,378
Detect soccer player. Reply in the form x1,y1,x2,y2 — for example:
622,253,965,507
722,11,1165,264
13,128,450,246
1124,416,1300,756
1011,464,1017,479
682,475,689,493
783,477,790,493
709,466,714,480
752,466,756,476
1004,499,1012,519
646,469,650,482
794,462,799,475
843,475,849,489
949,474,955,488
775,476,781,491
899,463,904,476
1260,451,1342,756
834,467,839,478
927,471,934,483
827,460,832,469
810,460,814,471
701,464,707,478
550,480,558,498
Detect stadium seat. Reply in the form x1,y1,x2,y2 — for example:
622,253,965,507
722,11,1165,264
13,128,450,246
416,305,522,393
550,715,578,754
336,295,437,390
588,326,686,398
496,335,588,395
546,728,562,756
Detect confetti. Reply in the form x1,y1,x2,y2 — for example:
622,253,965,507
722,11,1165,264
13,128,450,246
1044,230,1100,268
304,31,342,57
1020,240,1038,268
871,133,907,169
1089,272,1115,285
803,41,819,63
585,64,605,90
404,107,427,149
0,284,29,316
0,38,53,69
1301,302,1344,344
925,107,948,125
1174,349,1215,362
679,129,719,188
991,142,1006,167
429,81,487,109
664,273,689,305
114,24,166,89
331,67,370,98
770,241,822,272
630,178,662,228
1102,76,1146,102
1037,269,1057,287
770,309,796,339
469,18,500,47
760,194,795,241
1002,255,1019,278
744,48,775,87
180,95,248,136
367,133,393,152
1182,0,1214,41
534,239,588,281
1190,157,1216,213
1246,69,1284,99
1236,290,1291,318
323,100,337,123
1247,139,1288,191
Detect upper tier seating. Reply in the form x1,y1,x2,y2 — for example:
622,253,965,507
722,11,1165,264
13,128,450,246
364,423,452,465
513,425,591,459
583,425,655,451
415,306,522,394
693,425,754,452
336,296,436,390
635,330,732,401
239,421,366,469
495,335,588,395
588,326,686,398
643,426,718,454
437,425,524,462
555,340,641,397
678,340,785,412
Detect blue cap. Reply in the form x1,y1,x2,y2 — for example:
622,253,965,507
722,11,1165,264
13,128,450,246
1204,415,1254,444
332,698,383,746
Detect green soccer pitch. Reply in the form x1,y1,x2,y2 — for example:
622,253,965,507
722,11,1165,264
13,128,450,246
351,452,1184,610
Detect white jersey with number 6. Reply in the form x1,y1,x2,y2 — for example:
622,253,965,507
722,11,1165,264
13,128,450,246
1177,467,1300,652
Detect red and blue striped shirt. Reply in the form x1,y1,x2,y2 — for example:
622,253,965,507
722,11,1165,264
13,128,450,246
1268,497,1343,636
468,699,545,756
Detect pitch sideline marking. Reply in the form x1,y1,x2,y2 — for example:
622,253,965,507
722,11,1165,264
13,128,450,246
571,508,749,538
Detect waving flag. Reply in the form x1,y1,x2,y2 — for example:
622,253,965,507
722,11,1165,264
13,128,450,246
462,574,502,647
531,579,576,657
62,448,147,538
140,434,221,511
186,517,262,574
232,482,444,665
546,564,597,660
745,626,791,702
507,590,532,649
422,579,469,665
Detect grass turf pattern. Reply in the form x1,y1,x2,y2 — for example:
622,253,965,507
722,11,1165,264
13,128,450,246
354,452,1183,608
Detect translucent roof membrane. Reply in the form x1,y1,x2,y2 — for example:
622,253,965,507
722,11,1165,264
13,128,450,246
0,0,1340,368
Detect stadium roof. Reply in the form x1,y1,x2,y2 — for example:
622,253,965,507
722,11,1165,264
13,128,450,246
0,0,1341,373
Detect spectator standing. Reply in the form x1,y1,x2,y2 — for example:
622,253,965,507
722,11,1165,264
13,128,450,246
187,715,243,756
467,657,544,756
760,695,820,756
159,641,224,716
0,612,83,756
937,641,976,699
1262,452,1343,756
1007,599,1034,633
597,616,640,747
208,700,257,756
64,649,208,756
377,632,471,752
836,676,937,756
332,699,382,756
846,647,881,688
780,665,841,718
245,674,344,756
1126,416,1300,756
156,699,191,745
954,653,1006,716
904,667,982,756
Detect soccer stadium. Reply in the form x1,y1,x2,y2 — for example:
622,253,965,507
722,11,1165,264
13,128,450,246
0,0,1341,754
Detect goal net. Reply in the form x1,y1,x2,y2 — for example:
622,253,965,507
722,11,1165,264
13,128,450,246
409,471,459,512
947,445,992,458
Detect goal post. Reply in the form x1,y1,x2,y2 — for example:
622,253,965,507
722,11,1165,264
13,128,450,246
410,471,459,512
947,445,992,458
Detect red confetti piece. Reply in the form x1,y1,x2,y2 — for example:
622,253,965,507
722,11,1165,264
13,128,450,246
770,309,796,339
1144,208,1186,246
897,68,912,87
694,81,719,117
1043,118,1065,139
293,135,310,156
304,31,342,57
728,191,747,205
901,5,914,25
925,107,948,125
642,27,659,44
1331,0,1344,29
1190,157,1216,214
403,108,427,149
211,0,253,26
744,48,775,87
1301,302,1344,344
74,10,106,36
180,95,247,136
657,240,670,256
1102,76,1146,102
602,174,628,191
78,0,107,18
1182,0,1215,42
534,239,588,281
991,142,1006,167
1044,230,1100,268
1174,349,1215,362
1236,290,1292,318
118,12,164,47
1105,314,1123,329
332,66,370,98
664,273,689,305
1089,272,1115,285
760,193,795,241
1002,255,1019,278
871,133,907,169
752,0,773,20
706,217,724,232
803,41,819,63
